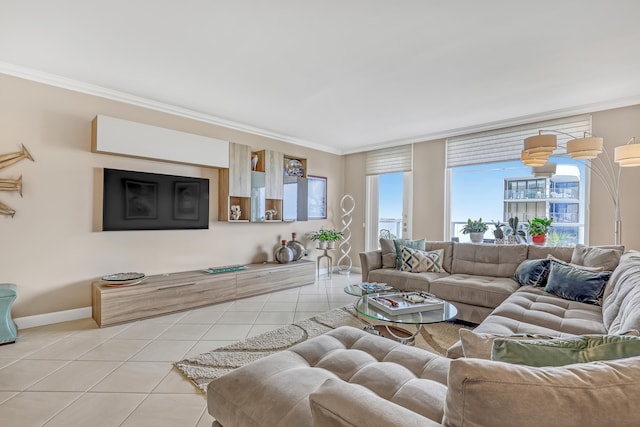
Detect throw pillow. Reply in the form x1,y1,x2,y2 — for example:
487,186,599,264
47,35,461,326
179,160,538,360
398,246,445,273
546,254,605,271
379,238,397,269
392,238,426,269
458,329,554,360
492,335,640,367
544,259,611,305
442,356,640,427
570,243,623,271
513,258,551,287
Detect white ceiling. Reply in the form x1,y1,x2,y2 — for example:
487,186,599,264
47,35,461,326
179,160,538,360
2,1,640,155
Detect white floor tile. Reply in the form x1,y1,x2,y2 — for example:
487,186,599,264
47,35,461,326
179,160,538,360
0,274,352,425
42,392,146,427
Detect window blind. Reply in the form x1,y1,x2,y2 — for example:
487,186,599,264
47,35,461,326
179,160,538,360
446,115,592,168
366,144,413,175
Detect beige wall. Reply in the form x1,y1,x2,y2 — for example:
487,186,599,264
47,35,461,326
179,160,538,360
0,74,344,318
344,105,640,267
591,105,640,249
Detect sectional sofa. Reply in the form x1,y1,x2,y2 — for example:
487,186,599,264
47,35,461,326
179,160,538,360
206,242,640,426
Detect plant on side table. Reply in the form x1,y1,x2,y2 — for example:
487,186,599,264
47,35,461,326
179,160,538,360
527,217,553,245
461,218,488,243
309,228,344,249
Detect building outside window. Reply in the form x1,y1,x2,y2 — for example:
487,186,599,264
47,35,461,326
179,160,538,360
450,160,585,245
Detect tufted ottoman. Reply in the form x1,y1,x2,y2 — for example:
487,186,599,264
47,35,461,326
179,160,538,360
207,326,450,426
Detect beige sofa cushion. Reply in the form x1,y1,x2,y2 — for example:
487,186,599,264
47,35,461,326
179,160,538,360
208,326,451,426
451,243,527,277
602,250,640,334
527,245,573,261
472,286,606,336
571,243,623,271
430,275,519,309
443,356,640,427
310,379,442,427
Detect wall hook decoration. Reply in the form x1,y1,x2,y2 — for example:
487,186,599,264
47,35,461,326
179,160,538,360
0,144,34,217
0,144,34,170
0,175,22,197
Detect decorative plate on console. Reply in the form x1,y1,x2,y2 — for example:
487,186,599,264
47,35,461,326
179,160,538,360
101,272,145,282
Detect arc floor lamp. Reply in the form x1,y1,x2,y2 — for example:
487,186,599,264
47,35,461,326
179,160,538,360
521,131,640,245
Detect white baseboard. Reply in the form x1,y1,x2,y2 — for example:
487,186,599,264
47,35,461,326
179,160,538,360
15,306,92,330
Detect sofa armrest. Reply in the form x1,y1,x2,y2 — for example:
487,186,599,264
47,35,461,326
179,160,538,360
359,250,382,282
310,379,442,427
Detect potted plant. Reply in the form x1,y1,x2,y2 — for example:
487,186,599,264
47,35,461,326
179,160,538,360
492,221,506,244
309,228,344,249
527,217,553,245
506,217,527,244
461,218,488,243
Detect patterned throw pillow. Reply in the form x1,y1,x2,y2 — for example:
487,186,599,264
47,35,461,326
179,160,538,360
399,246,445,273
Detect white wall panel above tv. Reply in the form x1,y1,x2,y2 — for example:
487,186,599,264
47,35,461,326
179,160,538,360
91,115,229,168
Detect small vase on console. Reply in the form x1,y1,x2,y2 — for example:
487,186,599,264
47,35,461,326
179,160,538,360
286,233,305,261
274,240,294,264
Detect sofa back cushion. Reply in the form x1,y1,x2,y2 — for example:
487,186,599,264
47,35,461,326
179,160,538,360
527,245,573,262
443,356,640,427
451,243,527,277
602,250,640,334
425,241,454,273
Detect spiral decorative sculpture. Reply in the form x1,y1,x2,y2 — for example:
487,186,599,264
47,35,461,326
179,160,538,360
337,194,355,273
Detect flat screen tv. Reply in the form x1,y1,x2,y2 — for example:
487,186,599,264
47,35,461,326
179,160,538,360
102,168,210,231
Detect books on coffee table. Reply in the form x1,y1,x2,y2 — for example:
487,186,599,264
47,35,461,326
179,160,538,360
358,282,393,294
367,292,445,315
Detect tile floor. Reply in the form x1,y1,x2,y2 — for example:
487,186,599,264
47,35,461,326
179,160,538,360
0,273,359,427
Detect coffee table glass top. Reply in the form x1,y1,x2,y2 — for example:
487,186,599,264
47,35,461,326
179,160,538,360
344,283,396,297
354,295,457,325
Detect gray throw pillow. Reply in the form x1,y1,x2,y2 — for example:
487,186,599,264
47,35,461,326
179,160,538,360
513,258,550,287
570,244,623,271
544,259,611,305
492,335,640,367
379,238,397,269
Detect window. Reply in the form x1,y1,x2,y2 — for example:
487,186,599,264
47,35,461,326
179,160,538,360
365,145,413,250
447,115,590,245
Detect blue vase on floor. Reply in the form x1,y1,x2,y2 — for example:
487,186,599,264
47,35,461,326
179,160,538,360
0,283,17,345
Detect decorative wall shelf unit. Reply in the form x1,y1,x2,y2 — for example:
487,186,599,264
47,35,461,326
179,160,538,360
92,115,229,168
92,260,315,327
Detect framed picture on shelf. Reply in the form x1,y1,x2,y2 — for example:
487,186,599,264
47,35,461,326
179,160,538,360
173,182,200,220
308,175,327,219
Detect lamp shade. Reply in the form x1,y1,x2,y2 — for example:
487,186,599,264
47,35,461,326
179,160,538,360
521,150,547,167
615,142,640,167
566,137,603,160
524,134,557,157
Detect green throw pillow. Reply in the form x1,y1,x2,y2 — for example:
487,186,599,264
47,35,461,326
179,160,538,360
492,335,640,367
392,239,425,269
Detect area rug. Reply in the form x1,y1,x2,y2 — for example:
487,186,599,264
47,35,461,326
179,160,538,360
174,305,470,392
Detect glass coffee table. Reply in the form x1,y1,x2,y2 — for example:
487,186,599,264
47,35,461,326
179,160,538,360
343,283,396,297
354,294,458,345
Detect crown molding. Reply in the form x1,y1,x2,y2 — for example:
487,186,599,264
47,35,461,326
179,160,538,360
0,61,341,155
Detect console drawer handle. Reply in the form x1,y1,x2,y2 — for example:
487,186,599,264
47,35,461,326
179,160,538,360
157,282,196,290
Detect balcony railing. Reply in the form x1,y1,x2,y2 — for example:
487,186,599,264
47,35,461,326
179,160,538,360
504,189,578,200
